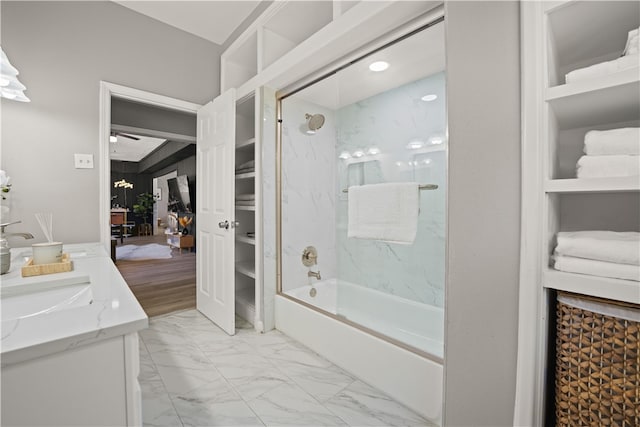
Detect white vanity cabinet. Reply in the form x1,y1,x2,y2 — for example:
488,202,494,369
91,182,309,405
0,243,148,426
1,333,141,427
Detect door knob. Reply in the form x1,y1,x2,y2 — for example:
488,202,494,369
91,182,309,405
231,221,240,228
218,220,229,229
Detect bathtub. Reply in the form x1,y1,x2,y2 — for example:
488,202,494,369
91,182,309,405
277,278,443,425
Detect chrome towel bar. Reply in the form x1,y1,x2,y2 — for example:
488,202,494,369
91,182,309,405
342,184,438,193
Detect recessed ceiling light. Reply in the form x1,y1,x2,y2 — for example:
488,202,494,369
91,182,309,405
407,140,424,150
421,94,438,102
369,61,389,72
352,150,364,158
430,137,443,145
339,151,351,160
367,147,380,155
109,135,117,143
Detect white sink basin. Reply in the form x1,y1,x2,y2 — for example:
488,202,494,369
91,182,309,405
1,283,93,322
1,272,91,298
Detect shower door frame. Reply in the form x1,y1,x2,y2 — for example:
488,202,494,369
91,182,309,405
274,12,446,363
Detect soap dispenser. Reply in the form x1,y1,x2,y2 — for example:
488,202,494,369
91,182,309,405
1,221,34,274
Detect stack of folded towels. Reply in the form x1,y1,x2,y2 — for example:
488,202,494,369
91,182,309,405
576,127,640,178
235,193,255,207
565,27,639,83
553,231,640,281
235,160,255,175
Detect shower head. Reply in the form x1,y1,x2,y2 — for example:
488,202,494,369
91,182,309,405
305,113,325,133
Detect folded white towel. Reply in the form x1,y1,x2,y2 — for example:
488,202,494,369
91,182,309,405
347,182,419,244
623,27,639,56
555,231,640,266
553,254,640,282
576,155,640,178
235,193,255,201
565,54,639,84
584,128,640,156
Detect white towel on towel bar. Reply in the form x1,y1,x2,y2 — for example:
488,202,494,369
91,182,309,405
576,155,640,178
553,254,640,282
347,182,419,244
584,128,640,156
555,231,640,266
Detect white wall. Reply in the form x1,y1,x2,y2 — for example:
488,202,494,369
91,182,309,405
0,1,220,243
443,2,521,426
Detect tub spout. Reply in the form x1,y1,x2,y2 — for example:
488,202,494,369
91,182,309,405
308,270,321,280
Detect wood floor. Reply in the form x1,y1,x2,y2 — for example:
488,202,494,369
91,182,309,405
115,234,196,317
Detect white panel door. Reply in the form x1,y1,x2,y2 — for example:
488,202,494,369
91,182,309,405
196,89,236,335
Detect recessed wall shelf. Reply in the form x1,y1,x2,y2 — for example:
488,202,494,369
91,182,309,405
235,261,256,279
236,286,256,308
235,205,256,211
546,70,640,130
543,269,640,304
236,235,256,245
236,137,256,150
236,172,256,180
545,177,640,193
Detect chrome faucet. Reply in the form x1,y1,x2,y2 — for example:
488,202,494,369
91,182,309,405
6,232,34,239
1,221,34,275
308,270,321,280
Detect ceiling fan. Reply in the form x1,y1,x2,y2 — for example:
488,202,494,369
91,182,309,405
110,132,140,142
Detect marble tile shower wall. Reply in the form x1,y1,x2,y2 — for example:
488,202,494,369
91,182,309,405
280,96,337,293
336,73,447,307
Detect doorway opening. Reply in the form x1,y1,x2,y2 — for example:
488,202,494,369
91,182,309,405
99,82,201,317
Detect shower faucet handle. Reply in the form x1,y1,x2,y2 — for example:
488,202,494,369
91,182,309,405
301,246,318,267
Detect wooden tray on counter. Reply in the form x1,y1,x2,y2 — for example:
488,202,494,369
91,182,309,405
21,253,73,277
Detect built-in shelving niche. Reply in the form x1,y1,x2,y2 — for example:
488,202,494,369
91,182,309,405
545,1,640,87
541,0,640,307
519,2,640,422
223,32,258,91
234,94,258,326
223,0,368,92
261,1,334,70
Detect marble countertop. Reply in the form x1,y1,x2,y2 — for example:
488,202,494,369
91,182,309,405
1,242,148,366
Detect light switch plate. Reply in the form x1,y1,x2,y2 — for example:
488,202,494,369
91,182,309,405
74,154,94,169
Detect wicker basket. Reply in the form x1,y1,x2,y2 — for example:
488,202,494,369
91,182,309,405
555,292,639,427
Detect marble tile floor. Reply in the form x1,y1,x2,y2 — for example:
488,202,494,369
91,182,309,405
139,309,435,427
